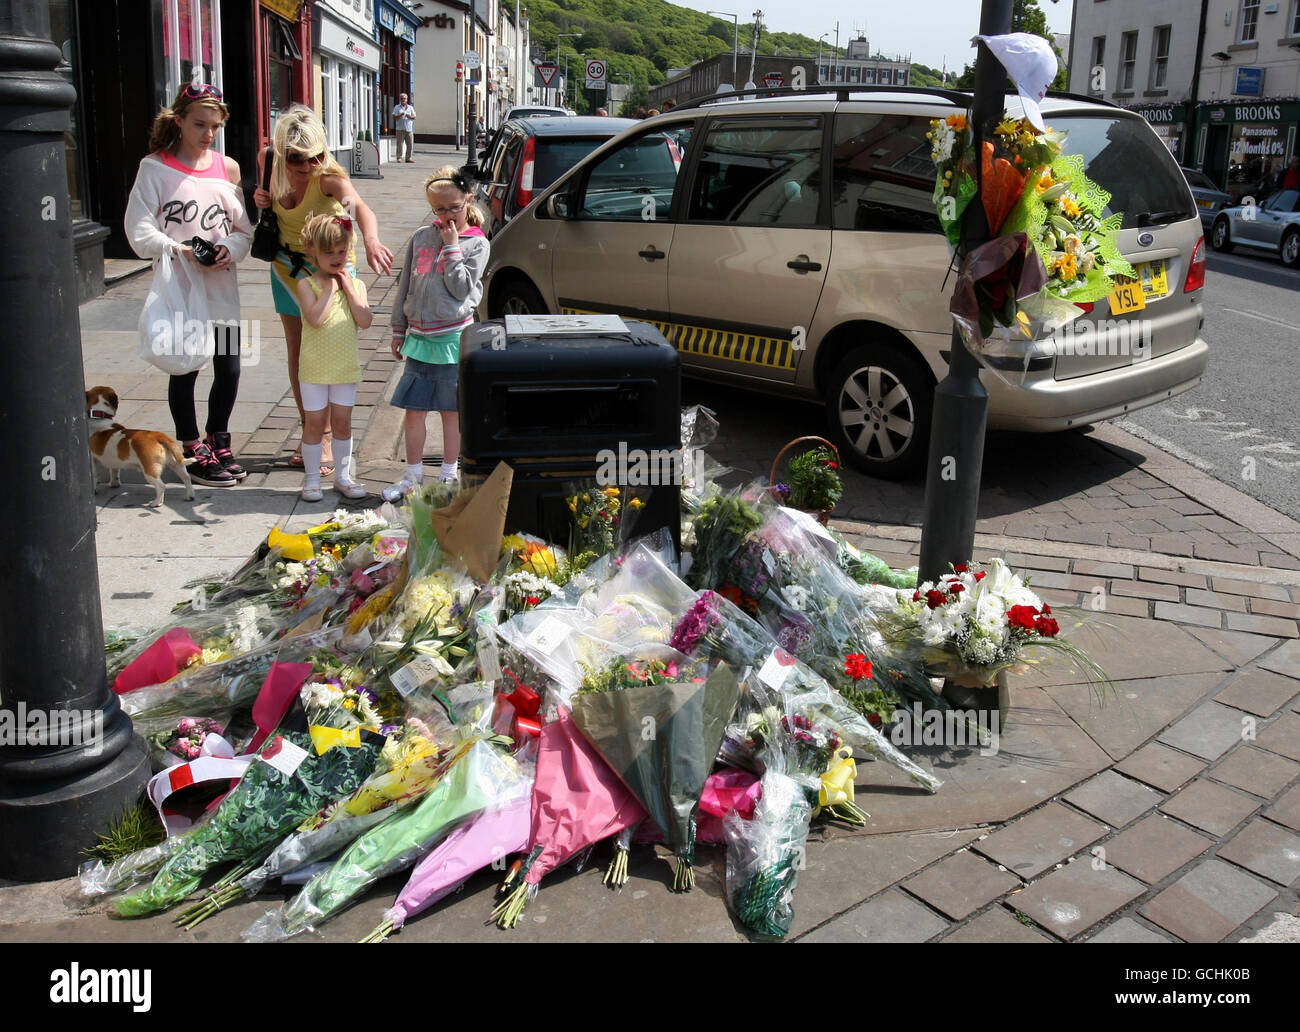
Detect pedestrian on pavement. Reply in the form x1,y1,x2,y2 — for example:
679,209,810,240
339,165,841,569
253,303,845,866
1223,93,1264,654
392,93,416,162
1283,156,1300,191
124,83,253,487
294,213,372,502
595,107,608,116
383,167,489,501
253,105,394,477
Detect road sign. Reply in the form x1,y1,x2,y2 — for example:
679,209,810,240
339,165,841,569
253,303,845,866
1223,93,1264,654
535,61,559,87
586,58,606,89
463,50,481,69
763,72,784,88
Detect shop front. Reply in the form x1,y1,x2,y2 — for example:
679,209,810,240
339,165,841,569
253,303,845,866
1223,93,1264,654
255,0,312,145
1128,103,1188,165
378,0,418,161
313,2,380,154
1195,100,1299,202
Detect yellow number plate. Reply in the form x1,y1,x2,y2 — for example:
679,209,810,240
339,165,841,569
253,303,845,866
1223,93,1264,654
1109,278,1147,314
1109,260,1167,314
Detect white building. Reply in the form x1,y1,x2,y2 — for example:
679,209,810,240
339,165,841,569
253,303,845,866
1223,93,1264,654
313,0,380,153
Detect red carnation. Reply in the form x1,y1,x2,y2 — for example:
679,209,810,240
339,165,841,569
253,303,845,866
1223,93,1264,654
953,563,968,573
974,571,986,581
925,589,948,610
949,583,965,594
1007,604,1039,631
525,596,540,607
1041,603,1051,615
1035,615,1060,637
844,653,873,681
913,590,922,602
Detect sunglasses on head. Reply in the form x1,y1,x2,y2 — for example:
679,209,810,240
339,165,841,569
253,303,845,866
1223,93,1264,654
183,82,223,100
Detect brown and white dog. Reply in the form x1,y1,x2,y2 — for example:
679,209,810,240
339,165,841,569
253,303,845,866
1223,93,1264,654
86,386,194,507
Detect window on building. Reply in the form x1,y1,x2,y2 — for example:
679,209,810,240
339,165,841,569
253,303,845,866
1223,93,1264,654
1151,26,1170,89
1239,0,1259,42
1120,31,1137,91
1292,0,1300,36
321,57,339,149
267,15,299,133
1090,35,1105,89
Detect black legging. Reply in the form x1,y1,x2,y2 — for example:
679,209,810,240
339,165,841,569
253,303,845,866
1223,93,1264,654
169,325,241,443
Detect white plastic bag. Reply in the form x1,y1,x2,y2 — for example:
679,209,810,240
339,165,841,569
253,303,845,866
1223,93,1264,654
136,248,214,375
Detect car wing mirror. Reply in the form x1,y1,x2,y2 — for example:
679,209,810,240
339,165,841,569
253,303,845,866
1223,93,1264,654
546,193,572,219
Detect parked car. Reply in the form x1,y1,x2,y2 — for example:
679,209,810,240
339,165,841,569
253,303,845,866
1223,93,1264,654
473,116,639,238
480,89,1208,478
1210,188,1300,267
502,105,569,120
1181,166,1231,231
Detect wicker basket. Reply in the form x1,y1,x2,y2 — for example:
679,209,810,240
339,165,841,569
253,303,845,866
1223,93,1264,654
769,436,841,525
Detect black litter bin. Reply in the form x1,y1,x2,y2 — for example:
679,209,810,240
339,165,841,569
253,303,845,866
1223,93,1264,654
459,318,681,549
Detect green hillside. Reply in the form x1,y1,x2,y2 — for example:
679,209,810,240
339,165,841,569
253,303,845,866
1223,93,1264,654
521,0,852,113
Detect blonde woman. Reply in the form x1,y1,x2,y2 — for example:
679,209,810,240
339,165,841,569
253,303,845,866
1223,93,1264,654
124,83,253,487
253,105,394,475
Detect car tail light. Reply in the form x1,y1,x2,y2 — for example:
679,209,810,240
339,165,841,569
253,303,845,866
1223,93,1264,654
1184,236,1205,292
516,137,536,209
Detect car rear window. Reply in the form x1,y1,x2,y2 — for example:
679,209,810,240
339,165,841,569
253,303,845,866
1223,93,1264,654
535,137,616,192
1050,114,1197,228
1181,167,1217,191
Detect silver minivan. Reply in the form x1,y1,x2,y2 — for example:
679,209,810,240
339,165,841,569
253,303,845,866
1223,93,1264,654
479,89,1208,478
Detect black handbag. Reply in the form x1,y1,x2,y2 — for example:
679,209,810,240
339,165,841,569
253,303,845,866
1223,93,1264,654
250,146,280,262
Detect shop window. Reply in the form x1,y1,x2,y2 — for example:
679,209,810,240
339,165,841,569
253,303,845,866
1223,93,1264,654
1292,0,1300,37
1090,36,1105,92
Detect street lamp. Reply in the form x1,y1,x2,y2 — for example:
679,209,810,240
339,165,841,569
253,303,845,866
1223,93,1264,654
708,10,739,87
556,31,582,107
817,32,830,83
748,10,762,88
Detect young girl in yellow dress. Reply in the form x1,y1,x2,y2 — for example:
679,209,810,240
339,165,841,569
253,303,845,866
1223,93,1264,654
295,213,372,502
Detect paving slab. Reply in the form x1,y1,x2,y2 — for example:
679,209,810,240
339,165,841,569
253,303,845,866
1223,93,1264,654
939,906,1055,943
1217,818,1300,887
1140,858,1279,943
1099,813,1214,884
796,888,949,943
902,849,1022,921
847,688,1111,833
1160,779,1261,837
1047,672,1224,762
1208,747,1300,799
1188,627,1278,667
1157,701,1255,761
1009,860,1146,940
1114,742,1208,792
1254,713,1300,762
1064,770,1163,827
1259,640,1300,679
1266,784,1300,832
784,827,982,938
1086,916,1177,942
1005,615,1228,688
1214,669,1300,718
972,803,1108,879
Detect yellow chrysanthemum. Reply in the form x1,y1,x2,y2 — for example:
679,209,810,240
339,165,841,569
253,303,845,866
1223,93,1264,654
602,487,620,498
1060,196,1082,219
1035,172,1056,194
1054,253,1078,280
946,113,967,130
995,118,1021,137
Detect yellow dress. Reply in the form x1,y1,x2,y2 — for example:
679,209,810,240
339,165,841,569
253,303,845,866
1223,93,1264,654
299,277,363,385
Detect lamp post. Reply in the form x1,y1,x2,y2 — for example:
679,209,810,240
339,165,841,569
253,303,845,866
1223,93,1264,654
817,32,830,84
917,0,1013,581
0,0,150,881
748,10,762,88
708,10,739,87
556,31,582,108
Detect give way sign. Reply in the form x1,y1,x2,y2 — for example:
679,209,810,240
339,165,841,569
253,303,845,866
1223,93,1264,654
535,61,559,87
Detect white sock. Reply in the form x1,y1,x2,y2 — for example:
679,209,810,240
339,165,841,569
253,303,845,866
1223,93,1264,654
333,437,354,482
440,460,458,478
302,443,323,487
405,463,424,483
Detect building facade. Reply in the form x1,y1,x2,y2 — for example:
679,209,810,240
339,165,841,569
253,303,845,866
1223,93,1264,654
410,0,505,146
377,0,419,147
312,0,379,155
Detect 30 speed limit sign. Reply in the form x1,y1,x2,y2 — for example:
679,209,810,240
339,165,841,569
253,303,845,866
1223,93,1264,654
585,58,607,89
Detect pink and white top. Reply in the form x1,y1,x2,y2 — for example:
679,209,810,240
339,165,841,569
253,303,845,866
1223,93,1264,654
124,150,253,322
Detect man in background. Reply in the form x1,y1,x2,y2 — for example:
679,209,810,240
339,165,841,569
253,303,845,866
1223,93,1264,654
393,93,416,162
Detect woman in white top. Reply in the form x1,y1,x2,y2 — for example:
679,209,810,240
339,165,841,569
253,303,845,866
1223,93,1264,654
124,84,253,487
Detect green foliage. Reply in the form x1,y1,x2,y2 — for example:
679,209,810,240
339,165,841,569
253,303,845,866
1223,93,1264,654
83,802,165,863
785,447,843,512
